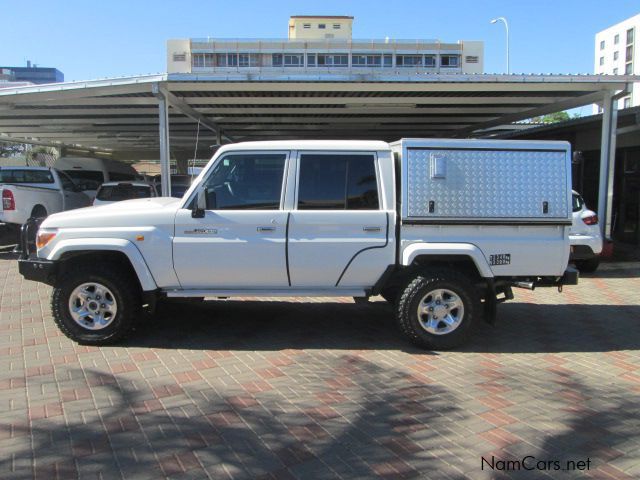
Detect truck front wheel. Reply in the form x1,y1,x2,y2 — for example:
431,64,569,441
396,270,479,350
51,264,141,345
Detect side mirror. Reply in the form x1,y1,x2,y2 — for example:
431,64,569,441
192,188,206,218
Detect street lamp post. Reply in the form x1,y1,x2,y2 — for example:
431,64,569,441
490,17,510,74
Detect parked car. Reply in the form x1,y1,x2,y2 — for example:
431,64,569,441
54,157,138,198
19,139,578,350
569,190,602,273
0,167,90,230
153,174,195,198
93,182,159,206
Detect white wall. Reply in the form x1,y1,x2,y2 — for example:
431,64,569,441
167,39,191,74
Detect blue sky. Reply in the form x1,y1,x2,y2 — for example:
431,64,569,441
1,0,638,81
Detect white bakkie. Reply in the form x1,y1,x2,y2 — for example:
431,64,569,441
19,139,578,350
1,166,90,227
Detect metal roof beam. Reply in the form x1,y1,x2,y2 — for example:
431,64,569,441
454,91,610,138
152,83,233,143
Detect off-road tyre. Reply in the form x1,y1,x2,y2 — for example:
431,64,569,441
51,263,141,345
396,269,480,350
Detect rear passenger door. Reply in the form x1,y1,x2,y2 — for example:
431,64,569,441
287,152,392,289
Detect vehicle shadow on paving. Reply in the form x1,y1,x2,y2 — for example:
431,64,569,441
130,300,433,354
469,302,640,354
126,299,640,355
1,362,468,478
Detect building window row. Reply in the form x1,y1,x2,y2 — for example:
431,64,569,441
192,52,463,69
302,23,341,30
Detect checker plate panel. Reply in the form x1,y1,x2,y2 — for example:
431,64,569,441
405,148,569,218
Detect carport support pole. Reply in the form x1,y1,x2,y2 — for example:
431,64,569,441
597,91,618,241
158,93,171,197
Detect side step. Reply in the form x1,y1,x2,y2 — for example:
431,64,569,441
164,288,368,298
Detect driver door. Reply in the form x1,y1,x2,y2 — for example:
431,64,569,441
56,170,90,209
173,151,290,289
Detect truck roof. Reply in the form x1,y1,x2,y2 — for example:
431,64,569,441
217,140,390,153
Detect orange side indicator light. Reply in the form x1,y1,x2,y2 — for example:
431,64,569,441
136,235,145,242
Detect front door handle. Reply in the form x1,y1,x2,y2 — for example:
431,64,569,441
257,226,276,233
363,226,382,232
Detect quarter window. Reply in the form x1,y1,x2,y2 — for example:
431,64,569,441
202,154,286,210
572,193,584,213
297,154,379,210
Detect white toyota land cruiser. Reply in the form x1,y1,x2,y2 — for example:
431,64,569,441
19,139,578,350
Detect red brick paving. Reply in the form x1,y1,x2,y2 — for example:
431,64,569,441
1,254,640,479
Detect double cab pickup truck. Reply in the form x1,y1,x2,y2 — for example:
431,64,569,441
19,139,578,350
1,166,90,231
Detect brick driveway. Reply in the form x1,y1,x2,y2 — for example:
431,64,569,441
1,253,639,480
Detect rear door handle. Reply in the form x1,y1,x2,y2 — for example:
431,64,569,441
257,226,276,232
363,226,382,232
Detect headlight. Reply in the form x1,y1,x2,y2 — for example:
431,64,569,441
36,230,57,249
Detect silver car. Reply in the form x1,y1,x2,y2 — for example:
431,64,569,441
93,182,158,206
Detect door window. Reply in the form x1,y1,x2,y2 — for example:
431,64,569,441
297,154,379,210
201,153,286,210
57,170,79,191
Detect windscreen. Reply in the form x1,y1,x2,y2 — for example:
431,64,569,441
0,169,55,184
96,184,152,201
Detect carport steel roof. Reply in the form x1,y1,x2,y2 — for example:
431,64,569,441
0,71,635,239
0,72,634,157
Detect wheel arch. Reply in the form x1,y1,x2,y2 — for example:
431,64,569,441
401,243,494,279
30,204,47,217
48,238,157,291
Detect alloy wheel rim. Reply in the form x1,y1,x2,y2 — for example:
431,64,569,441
68,282,118,331
417,288,464,335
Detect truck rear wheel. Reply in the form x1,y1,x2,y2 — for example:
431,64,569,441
396,270,479,350
51,264,140,345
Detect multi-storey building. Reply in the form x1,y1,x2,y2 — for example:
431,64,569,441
167,15,483,75
595,13,639,110
0,61,64,85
